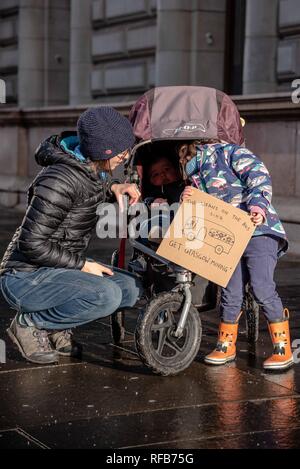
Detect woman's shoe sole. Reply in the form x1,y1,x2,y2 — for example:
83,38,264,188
56,349,82,357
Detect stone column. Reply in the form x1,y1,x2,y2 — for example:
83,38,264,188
18,0,70,107
156,0,193,86
189,0,227,90
18,0,46,107
243,0,279,94
156,0,227,89
69,0,92,105
45,0,70,106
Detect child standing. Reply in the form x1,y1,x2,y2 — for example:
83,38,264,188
180,141,293,371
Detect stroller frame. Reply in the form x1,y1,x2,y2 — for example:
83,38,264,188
130,239,193,339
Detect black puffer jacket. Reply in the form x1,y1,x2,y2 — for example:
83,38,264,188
0,132,117,275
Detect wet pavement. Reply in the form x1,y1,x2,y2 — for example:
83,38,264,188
0,207,300,449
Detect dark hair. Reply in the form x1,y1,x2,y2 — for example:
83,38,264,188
142,142,180,174
89,159,112,175
145,153,178,178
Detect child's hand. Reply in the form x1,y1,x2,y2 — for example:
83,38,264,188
151,198,168,207
250,212,264,226
180,186,194,201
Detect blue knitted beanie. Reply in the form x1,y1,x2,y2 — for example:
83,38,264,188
77,107,135,160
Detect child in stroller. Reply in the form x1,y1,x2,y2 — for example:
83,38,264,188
131,146,185,251
143,151,185,206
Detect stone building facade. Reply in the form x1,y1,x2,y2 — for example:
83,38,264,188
1,0,300,106
1,0,300,255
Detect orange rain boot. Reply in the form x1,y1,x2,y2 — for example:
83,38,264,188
263,309,294,371
204,322,238,365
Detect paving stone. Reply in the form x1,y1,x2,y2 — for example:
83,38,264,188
0,206,300,449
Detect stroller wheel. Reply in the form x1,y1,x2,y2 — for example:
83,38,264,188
243,286,260,344
110,310,125,344
135,292,202,376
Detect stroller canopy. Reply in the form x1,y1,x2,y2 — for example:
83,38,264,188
129,86,244,146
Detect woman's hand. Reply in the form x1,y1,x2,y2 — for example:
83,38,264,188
81,261,114,277
250,212,264,226
111,183,141,210
180,186,194,202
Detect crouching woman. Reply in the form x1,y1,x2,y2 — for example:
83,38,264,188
0,107,142,364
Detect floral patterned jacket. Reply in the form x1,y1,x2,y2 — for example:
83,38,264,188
185,143,288,256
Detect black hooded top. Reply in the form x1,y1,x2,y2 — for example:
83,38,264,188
0,133,117,275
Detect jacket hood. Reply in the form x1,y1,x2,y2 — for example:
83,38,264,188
34,132,99,181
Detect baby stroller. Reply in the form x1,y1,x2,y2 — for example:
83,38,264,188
110,86,259,376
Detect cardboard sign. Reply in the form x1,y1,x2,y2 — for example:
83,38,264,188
157,188,255,287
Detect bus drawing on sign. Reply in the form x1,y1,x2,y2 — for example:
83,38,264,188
183,216,235,255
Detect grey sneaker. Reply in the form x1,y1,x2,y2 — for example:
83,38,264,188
49,329,82,357
7,317,59,364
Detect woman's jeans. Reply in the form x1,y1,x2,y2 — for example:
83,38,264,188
0,264,143,331
220,235,284,323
